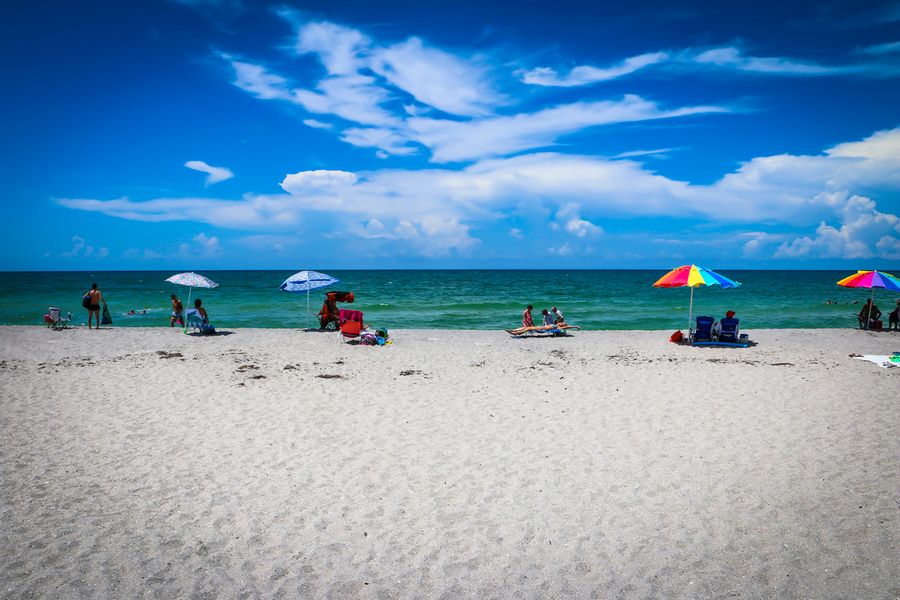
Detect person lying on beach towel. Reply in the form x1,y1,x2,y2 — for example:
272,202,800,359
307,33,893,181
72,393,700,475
507,309,581,335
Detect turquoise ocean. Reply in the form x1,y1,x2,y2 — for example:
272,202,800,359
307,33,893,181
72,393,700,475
0,270,894,330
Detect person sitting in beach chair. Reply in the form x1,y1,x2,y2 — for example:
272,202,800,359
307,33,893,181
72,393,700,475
318,291,354,330
44,307,72,330
692,316,715,343
717,314,740,343
186,299,216,335
857,300,881,330
889,300,900,331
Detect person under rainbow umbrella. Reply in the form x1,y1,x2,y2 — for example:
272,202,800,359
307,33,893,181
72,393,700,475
836,270,900,329
653,265,741,332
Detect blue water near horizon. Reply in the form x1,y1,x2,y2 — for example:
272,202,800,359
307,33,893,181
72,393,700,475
0,269,896,330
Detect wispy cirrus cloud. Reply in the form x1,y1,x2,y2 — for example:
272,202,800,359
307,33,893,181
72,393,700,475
185,160,234,185
397,95,725,162
220,16,727,162
859,41,900,55
520,52,670,86
520,44,900,87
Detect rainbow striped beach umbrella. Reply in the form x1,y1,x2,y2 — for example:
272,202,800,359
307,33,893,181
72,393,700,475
836,270,900,327
653,265,741,331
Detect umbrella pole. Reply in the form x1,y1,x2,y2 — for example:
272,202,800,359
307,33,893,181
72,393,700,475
185,286,192,333
688,286,694,332
307,288,310,330
867,287,875,329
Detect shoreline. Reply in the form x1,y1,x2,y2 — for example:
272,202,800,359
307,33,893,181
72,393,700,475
2,326,897,597
5,324,894,332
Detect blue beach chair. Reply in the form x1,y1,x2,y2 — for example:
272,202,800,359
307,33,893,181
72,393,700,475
718,317,740,343
692,316,715,343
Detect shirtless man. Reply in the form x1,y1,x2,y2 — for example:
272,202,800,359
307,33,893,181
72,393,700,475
170,294,184,327
85,283,103,329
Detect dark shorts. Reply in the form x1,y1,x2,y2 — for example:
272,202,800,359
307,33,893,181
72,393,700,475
88,304,100,311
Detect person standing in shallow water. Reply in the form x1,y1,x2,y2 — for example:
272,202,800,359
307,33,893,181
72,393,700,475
84,283,103,330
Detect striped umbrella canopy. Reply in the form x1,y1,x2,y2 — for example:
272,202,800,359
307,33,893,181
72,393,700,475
280,270,339,328
836,270,900,328
653,265,741,332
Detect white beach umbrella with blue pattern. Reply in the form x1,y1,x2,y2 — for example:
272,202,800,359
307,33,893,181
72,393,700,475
166,272,219,327
280,270,339,328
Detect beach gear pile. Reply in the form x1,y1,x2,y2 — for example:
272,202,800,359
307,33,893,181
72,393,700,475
359,327,390,346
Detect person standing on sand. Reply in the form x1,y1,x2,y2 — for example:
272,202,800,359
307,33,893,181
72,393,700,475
170,294,184,327
84,283,103,330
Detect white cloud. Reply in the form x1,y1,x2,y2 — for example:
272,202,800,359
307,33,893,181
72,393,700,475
302,118,333,129
858,41,900,55
549,243,572,256
185,160,234,185
520,44,897,88
341,126,418,156
691,46,848,75
370,37,501,116
292,74,398,127
61,235,109,259
775,193,900,259
58,128,900,259
227,58,292,100
826,127,900,159
509,227,524,238
520,52,669,86
610,147,681,159
295,21,371,75
401,95,726,162
220,20,733,163
179,232,222,257
280,169,358,193
556,203,603,237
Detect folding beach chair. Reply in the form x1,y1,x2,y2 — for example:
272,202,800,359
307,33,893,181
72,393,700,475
691,316,715,343
44,307,72,330
185,309,204,334
338,309,364,343
717,317,740,343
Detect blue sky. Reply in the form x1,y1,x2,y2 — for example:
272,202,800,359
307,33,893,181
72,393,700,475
3,0,900,270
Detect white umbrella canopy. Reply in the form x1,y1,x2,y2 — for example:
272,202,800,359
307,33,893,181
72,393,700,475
166,272,219,329
280,270,339,328
166,272,219,289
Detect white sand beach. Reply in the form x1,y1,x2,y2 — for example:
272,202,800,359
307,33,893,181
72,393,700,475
1,326,898,599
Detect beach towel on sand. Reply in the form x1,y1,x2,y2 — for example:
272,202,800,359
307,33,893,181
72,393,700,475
853,355,899,368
